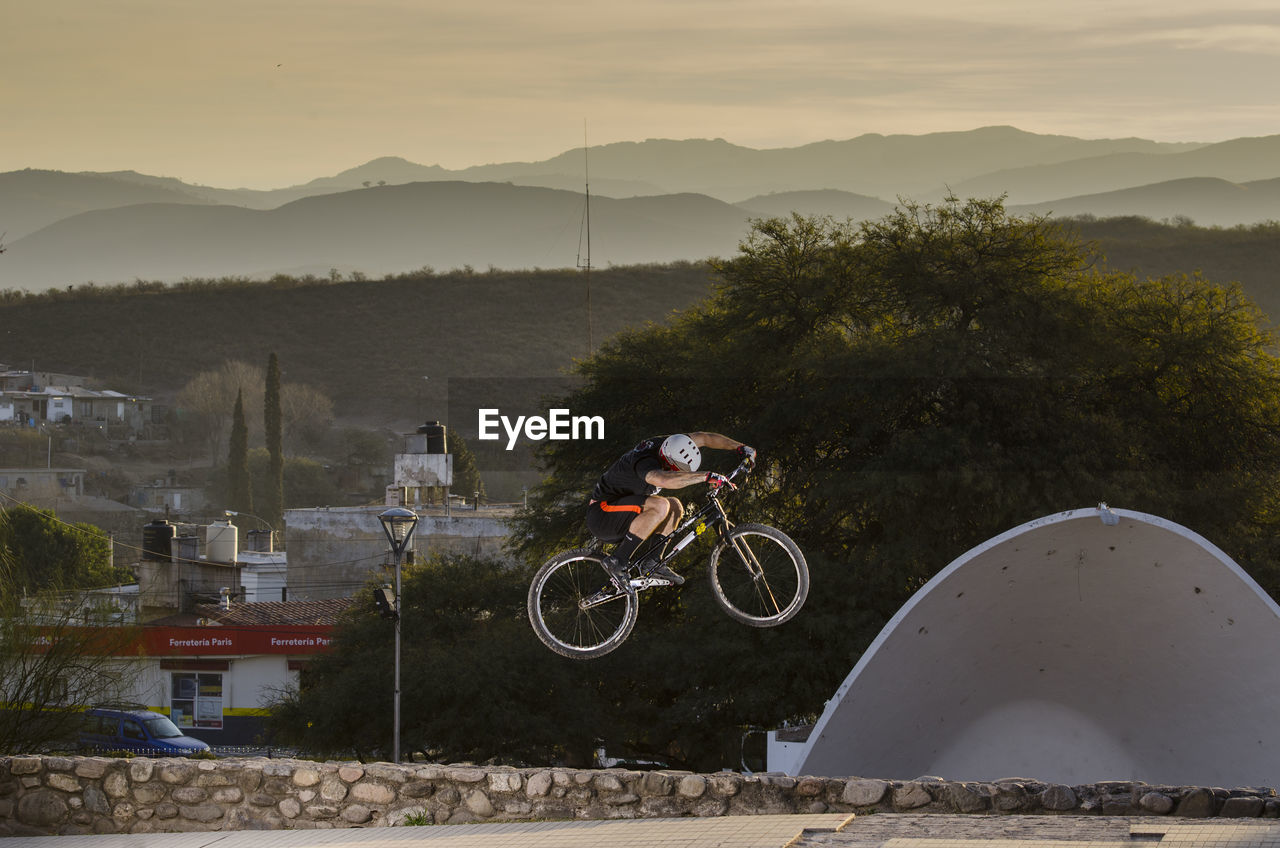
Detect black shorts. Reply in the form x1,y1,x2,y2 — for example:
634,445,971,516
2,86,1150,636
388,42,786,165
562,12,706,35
586,495,648,543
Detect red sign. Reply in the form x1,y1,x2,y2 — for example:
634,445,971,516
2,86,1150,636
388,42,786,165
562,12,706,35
141,625,334,656
22,624,336,657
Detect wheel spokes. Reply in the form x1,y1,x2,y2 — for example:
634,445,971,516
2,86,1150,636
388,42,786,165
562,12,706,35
540,558,631,650
729,534,784,615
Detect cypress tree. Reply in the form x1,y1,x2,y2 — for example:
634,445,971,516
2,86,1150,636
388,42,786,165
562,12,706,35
228,388,252,514
263,352,284,528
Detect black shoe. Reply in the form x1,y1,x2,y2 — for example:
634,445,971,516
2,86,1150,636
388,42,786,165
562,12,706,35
600,554,630,590
643,561,685,586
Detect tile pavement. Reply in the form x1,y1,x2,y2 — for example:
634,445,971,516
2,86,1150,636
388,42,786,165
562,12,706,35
793,815,1280,848
0,813,850,848
1,814,1277,848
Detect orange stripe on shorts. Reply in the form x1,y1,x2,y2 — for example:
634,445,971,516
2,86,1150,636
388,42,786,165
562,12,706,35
599,501,642,514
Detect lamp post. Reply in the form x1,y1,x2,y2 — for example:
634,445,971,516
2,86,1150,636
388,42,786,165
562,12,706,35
378,507,418,764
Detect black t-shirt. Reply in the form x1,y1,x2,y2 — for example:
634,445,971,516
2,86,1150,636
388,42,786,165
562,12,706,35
590,438,665,502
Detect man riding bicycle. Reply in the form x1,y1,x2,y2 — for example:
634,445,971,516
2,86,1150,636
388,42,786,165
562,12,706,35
587,432,756,588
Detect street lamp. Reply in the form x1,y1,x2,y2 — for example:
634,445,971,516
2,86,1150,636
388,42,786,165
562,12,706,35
378,507,418,764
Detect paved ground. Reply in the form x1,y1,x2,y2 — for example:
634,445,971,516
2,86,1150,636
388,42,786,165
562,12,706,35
0,814,849,848
796,815,1280,848
3,814,1278,848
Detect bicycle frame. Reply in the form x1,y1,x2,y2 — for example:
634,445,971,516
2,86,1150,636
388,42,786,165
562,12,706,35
535,456,806,657
647,493,730,563
628,460,752,581
580,461,751,604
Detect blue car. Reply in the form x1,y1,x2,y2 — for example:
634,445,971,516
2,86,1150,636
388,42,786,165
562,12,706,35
78,707,211,757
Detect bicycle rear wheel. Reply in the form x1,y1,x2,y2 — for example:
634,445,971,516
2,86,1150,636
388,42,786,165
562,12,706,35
527,548,638,659
707,523,808,627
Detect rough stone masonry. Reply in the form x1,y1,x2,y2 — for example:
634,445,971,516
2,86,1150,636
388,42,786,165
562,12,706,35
0,756,1277,837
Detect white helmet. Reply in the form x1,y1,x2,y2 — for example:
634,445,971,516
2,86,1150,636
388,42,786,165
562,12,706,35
659,434,701,472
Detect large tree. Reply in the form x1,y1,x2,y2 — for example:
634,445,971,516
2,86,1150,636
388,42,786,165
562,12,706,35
509,198,1280,759
515,199,1280,613
0,505,129,591
265,554,609,766
174,357,333,464
228,388,253,515
174,359,263,459
0,506,139,753
449,432,485,503
271,199,1280,771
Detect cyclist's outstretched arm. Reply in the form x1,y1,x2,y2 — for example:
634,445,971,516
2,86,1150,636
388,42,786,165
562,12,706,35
644,469,712,490
688,432,746,451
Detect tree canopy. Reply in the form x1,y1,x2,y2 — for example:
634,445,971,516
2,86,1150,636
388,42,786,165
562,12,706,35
0,505,129,592
228,388,252,514
0,506,139,753
514,197,1280,615
272,198,1280,771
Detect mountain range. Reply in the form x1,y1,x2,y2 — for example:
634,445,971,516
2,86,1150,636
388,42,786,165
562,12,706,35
2,126,1279,291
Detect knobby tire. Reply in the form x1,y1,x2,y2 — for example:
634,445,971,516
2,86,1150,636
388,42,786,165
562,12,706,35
707,523,809,627
527,548,638,659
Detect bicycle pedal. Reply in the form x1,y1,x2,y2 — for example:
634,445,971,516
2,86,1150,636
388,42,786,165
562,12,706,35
641,565,685,585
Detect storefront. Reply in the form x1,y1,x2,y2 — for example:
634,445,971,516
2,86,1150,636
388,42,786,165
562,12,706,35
126,624,335,747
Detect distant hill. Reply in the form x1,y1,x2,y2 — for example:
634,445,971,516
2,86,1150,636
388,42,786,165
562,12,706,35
0,169,215,239
0,264,720,433
7,175,1280,292
300,155,663,197
1066,216,1280,320
2,217,1277,426
9,127,1280,291
1015,177,1280,227
457,127,1199,200
736,190,896,220
954,136,1280,204
1,127,1213,240
0,182,752,290
298,156,451,190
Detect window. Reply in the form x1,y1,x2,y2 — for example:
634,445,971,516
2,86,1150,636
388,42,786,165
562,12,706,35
122,721,145,741
170,672,223,729
83,714,118,736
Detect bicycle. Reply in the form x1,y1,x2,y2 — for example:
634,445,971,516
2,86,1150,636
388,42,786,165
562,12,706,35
527,457,809,659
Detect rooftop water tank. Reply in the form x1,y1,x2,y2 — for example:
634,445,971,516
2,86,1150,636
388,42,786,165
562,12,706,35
142,520,176,562
246,528,274,553
416,420,447,454
174,534,199,563
206,520,238,565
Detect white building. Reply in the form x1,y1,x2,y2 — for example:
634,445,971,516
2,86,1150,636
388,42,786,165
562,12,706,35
780,507,1280,787
108,599,351,748
0,368,152,435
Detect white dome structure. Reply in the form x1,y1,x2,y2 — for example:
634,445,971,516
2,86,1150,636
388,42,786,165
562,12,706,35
788,506,1280,786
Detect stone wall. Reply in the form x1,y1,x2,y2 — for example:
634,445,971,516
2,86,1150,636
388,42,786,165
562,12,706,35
1,756,1277,837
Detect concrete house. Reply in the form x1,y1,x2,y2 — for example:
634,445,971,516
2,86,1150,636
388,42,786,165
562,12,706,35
0,467,85,503
0,367,152,435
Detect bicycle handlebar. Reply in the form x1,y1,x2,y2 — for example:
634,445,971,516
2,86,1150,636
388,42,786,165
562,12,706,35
708,457,754,498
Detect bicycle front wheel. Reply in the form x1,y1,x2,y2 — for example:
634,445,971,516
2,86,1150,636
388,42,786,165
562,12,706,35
707,524,809,627
527,548,638,659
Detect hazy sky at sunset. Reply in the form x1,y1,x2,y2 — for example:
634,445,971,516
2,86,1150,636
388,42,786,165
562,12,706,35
6,0,1279,189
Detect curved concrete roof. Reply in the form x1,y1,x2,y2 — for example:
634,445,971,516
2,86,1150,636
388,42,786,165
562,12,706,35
790,506,1280,786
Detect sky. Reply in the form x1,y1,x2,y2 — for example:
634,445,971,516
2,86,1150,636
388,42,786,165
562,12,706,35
5,0,1280,189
